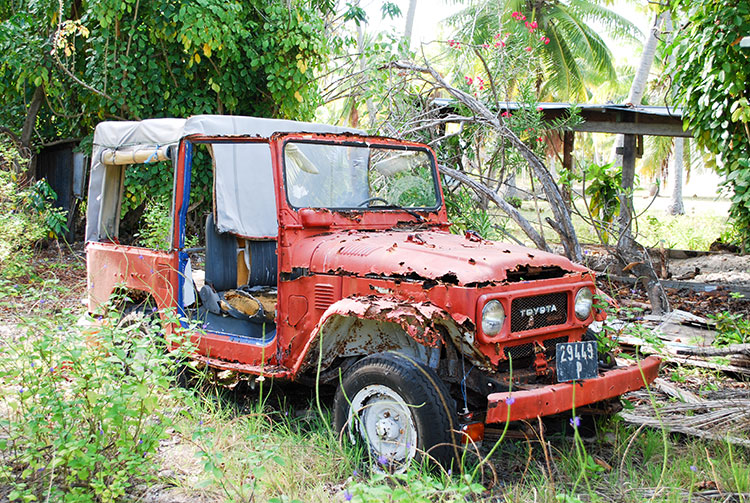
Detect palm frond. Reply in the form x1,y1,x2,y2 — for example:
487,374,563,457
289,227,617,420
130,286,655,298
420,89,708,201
550,5,617,81
544,19,585,100
567,0,643,41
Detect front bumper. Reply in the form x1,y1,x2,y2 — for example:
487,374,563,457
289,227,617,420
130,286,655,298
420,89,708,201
485,355,661,424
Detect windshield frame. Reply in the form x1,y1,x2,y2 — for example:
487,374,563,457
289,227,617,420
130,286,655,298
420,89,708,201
281,137,443,212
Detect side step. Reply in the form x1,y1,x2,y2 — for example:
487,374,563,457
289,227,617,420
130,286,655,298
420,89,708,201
195,355,292,378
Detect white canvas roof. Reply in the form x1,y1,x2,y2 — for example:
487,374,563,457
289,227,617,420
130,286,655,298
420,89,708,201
86,115,362,242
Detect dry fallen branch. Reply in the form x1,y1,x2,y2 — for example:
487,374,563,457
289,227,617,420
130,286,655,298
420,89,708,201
438,164,550,252
387,59,583,262
676,344,750,358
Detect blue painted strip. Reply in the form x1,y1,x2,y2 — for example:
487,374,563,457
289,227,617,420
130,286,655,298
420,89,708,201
177,142,193,325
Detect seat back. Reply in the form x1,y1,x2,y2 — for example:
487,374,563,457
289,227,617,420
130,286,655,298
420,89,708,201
248,241,277,286
204,213,238,292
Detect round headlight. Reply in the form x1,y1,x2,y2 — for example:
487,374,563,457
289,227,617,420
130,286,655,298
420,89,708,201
482,300,506,336
574,288,594,320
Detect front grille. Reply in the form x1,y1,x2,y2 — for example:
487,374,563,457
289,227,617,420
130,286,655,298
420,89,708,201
503,335,569,362
510,292,568,333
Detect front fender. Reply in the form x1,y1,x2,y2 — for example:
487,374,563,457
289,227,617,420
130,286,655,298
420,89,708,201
291,296,489,375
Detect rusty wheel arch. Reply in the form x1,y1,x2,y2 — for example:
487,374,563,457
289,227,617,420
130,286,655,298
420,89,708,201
295,296,491,376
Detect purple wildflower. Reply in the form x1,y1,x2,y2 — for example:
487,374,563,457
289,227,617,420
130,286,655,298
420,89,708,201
447,468,452,476
19,387,24,393
99,429,104,435
199,420,203,426
690,465,697,473
505,396,515,406
569,416,581,429
30,361,35,368
352,469,358,477
37,467,44,472
138,255,144,259
344,489,353,501
377,455,388,466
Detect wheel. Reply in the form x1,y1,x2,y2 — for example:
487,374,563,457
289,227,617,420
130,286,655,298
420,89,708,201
333,352,458,472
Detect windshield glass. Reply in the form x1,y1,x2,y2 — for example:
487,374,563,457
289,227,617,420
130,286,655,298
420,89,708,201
283,141,440,210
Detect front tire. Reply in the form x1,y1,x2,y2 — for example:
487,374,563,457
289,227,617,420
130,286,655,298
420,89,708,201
333,352,457,471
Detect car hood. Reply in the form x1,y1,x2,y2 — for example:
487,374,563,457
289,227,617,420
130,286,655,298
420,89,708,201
297,229,587,286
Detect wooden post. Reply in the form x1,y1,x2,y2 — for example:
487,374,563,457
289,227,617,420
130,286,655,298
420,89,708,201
562,130,575,207
618,134,637,239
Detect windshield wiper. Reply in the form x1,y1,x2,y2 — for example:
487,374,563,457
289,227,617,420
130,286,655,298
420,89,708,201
376,204,426,223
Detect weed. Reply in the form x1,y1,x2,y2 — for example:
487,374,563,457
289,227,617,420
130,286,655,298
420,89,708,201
0,307,193,502
709,311,750,346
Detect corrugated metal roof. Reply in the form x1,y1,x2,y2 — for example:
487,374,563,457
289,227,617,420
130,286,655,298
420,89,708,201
431,98,684,118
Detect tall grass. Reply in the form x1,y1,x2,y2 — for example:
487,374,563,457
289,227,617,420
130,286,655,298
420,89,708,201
1,285,748,502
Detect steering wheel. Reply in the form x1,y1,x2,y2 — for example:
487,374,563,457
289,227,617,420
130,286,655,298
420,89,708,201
357,196,390,207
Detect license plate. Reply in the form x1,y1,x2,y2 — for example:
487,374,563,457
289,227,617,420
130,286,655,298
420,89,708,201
556,341,598,382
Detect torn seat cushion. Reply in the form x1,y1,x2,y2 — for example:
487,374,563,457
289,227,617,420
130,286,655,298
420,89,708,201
223,288,277,322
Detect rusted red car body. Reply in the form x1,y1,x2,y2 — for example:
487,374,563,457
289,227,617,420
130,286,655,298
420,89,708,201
85,118,659,437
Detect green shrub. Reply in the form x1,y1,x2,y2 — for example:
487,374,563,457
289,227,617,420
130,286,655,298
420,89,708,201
0,139,68,279
583,161,622,244
0,308,192,502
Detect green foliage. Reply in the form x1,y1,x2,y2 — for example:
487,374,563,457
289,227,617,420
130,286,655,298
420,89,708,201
345,470,484,502
708,299,750,346
0,307,193,502
583,161,621,243
135,195,172,250
670,0,750,251
445,187,500,239
27,179,69,239
1,0,335,233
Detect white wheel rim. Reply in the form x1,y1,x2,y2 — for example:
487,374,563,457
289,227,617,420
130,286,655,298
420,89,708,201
347,384,418,470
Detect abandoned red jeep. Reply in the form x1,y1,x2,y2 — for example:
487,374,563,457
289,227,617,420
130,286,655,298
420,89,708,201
84,115,660,468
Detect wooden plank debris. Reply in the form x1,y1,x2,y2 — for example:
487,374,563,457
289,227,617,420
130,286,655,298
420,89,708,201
609,309,750,376
620,389,750,448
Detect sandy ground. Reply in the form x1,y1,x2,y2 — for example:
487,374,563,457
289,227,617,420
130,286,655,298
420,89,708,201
670,253,750,284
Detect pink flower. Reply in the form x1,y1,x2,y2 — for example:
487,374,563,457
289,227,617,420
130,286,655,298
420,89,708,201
531,21,538,29
494,41,506,48
481,43,490,49
465,76,473,85
501,111,510,117
494,33,502,40
536,106,543,111
525,46,532,51
521,15,526,21
537,137,544,142
543,37,550,45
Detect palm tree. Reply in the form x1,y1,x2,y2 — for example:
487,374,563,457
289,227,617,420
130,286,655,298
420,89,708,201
448,0,642,100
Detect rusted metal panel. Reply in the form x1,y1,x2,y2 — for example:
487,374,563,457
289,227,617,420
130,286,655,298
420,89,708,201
287,229,586,287
485,356,661,423
86,241,177,311
290,296,490,374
